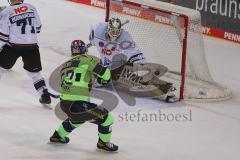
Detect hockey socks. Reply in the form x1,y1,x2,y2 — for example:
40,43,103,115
97,114,118,152
26,71,53,104
56,119,82,138
98,113,114,142
26,71,47,95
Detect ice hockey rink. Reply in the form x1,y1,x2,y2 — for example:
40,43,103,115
0,0,240,159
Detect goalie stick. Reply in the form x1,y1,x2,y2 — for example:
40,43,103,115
121,19,130,26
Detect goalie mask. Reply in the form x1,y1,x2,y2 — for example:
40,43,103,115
107,18,122,41
8,0,24,5
71,40,87,56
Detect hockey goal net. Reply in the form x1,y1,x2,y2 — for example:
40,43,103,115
106,0,232,101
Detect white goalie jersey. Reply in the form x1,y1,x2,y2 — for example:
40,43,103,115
0,3,42,48
89,22,146,67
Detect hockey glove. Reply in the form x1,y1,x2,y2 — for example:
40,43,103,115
97,77,110,86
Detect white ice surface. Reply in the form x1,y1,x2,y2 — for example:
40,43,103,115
0,0,240,160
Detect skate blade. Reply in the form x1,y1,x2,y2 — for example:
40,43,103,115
41,104,53,110
96,148,119,153
47,141,68,146
152,96,178,103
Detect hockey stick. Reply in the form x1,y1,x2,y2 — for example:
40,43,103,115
86,43,92,49
48,92,60,99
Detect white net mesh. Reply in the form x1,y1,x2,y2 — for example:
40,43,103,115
107,0,232,101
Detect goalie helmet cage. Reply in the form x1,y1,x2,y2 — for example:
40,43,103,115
105,0,232,101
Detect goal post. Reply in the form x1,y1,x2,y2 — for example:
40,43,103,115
105,0,232,101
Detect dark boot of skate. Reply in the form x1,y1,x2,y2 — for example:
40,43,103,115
97,139,118,152
39,89,51,104
49,131,70,144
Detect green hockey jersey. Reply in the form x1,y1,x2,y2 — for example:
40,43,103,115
60,55,111,102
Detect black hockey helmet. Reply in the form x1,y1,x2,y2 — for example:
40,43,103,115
70,40,87,56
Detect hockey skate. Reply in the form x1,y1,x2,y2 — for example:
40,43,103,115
49,131,70,144
39,89,51,105
97,139,118,152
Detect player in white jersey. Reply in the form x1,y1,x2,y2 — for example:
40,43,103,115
0,0,51,105
89,18,177,102
89,18,146,67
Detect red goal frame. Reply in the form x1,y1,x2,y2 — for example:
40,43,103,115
105,0,189,100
